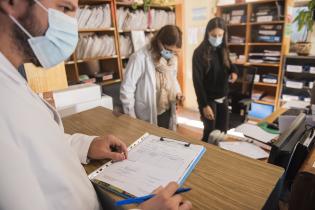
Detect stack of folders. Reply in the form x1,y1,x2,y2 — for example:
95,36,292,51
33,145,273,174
76,35,116,60
253,25,282,43
251,4,281,23
254,74,260,83
222,9,246,24
119,35,133,57
117,7,175,31
261,74,277,84
249,50,280,64
118,8,149,31
77,5,112,28
229,53,245,63
229,36,245,44
150,9,176,29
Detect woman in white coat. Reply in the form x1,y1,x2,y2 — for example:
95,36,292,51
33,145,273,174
120,25,184,130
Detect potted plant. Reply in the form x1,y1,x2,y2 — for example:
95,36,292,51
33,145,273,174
131,0,152,11
294,0,315,55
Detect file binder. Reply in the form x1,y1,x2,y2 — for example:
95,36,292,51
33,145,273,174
89,133,206,198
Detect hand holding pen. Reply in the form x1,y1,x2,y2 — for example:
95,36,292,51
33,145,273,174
116,182,192,210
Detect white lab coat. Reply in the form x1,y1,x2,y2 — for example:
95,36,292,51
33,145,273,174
120,46,181,130
0,53,100,210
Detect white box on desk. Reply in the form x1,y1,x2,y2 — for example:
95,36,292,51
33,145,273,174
53,83,101,109
57,95,113,118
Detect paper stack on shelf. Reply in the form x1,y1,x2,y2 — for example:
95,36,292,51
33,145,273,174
309,81,314,89
77,5,112,28
254,74,260,83
222,9,246,24
150,9,176,29
252,25,282,43
76,34,116,59
230,36,245,44
237,55,246,63
119,35,133,57
229,53,238,63
117,7,175,31
249,50,280,64
251,3,282,23
261,74,277,84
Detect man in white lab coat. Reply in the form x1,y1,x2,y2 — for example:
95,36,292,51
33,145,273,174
0,0,192,210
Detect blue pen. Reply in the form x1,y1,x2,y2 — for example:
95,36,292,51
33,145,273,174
115,187,191,206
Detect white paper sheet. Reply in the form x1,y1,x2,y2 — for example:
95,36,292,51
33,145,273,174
235,123,279,143
91,134,204,197
219,141,269,159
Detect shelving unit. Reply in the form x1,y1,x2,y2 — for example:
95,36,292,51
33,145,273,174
65,0,122,86
280,56,315,105
217,0,293,110
64,0,184,90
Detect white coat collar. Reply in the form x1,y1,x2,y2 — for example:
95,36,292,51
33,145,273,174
0,52,28,85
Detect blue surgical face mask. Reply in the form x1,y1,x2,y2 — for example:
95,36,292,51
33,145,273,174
161,49,174,60
9,0,78,69
209,35,223,47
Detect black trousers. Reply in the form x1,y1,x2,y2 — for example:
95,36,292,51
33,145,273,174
157,109,171,129
200,99,229,142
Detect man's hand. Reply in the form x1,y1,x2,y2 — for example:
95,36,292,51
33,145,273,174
203,105,215,120
139,182,192,210
88,135,128,161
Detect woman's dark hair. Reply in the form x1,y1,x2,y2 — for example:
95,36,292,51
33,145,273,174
150,25,182,61
198,17,230,69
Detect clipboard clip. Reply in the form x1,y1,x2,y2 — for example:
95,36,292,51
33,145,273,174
160,137,191,147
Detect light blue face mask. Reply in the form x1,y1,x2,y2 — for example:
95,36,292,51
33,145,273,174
209,35,223,47
9,0,78,69
161,49,174,60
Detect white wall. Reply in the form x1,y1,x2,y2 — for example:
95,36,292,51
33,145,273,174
183,0,216,111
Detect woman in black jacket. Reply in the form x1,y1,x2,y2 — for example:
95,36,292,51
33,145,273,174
193,17,238,142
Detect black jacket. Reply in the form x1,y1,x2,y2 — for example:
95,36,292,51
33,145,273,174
192,45,238,109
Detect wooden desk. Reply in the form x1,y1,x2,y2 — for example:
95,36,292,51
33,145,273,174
63,107,284,210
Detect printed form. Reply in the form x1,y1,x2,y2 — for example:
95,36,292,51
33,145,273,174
92,134,204,197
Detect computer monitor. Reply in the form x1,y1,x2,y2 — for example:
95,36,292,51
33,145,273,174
268,113,306,168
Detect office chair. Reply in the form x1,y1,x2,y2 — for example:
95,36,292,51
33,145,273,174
228,66,257,128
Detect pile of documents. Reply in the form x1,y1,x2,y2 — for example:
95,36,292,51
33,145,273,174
76,35,116,59
150,9,176,29
222,9,246,24
229,53,245,63
117,7,148,31
249,50,280,64
119,35,133,57
77,5,112,28
252,24,282,43
117,7,175,31
251,4,282,23
261,74,278,84
229,36,245,44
